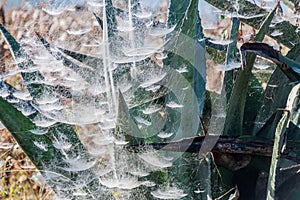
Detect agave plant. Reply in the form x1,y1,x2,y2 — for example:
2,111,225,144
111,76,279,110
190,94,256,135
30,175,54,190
0,0,300,199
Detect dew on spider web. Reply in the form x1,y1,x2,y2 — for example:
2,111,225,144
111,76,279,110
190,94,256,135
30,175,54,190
87,0,105,8
58,157,96,172
112,54,151,64
0,69,21,80
30,128,48,136
231,13,266,19
87,145,107,156
135,11,152,19
123,46,159,57
15,101,37,116
66,27,91,35
176,66,189,73
117,20,135,32
52,139,72,150
138,152,173,168
99,176,143,190
270,30,283,37
143,181,156,187
208,39,233,45
142,105,162,115
214,61,241,71
151,186,188,199
128,170,149,177
254,64,272,70
135,116,152,126
42,7,66,16
145,84,161,92
114,140,129,145
32,114,57,127
139,72,166,88
166,101,184,109
6,97,19,104
148,25,176,37
33,140,48,151
157,131,174,139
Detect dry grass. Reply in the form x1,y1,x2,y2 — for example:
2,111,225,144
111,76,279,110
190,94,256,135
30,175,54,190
0,129,55,199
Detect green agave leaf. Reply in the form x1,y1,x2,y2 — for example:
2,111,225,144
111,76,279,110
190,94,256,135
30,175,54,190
93,12,103,30
240,42,300,82
223,5,276,136
105,0,117,38
254,44,300,137
0,25,98,197
0,82,98,198
275,157,300,199
223,17,240,101
287,83,300,138
163,0,207,198
0,24,72,99
36,33,97,85
0,81,92,172
288,84,300,137
0,24,44,97
194,8,206,117
205,17,240,138
0,96,56,168
266,84,299,199
165,0,200,138
58,47,103,69
279,54,300,78
116,89,143,145
266,111,289,199
197,154,213,199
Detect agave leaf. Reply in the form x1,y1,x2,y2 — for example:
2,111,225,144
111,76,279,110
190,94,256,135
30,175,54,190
198,154,213,199
254,44,300,137
0,80,98,198
165,0,201,138
205,17,240,137
36,33,97,85
240,42,300,82
0,96,56,168
58,47,103,69
0,81,92,167
93,12,103,29
287,84,300,138
279,54,300,77
288,84,300,136
276,172,300,200
194,8,206,117
0,96,98,198
0,24,73,99
116,89,143,144
0,25,98,197
266,84,299,199
223,5,276,136
223,17,240,101
163,0,207,198
0,24,44,97
103,0,117,38
266,111,289,199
